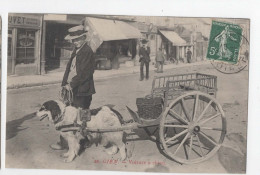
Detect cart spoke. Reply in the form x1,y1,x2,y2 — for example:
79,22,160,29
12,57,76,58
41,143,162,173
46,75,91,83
183,143,189,160
164,124,188,128
181,98,191,122
199,113,222,126
191,143,210,151
201,126,225,132
195,135,205,157
196,100,213,122
168,109,188,124
199,131,218,146
192,94,199,121
165,119,179,124
188,135,193,159
165,129,188,144
164,127,169,139
167,140,181,148
173,133,190,155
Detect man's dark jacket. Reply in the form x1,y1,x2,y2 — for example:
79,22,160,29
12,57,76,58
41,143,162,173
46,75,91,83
62,43,96,96
139,47,151,63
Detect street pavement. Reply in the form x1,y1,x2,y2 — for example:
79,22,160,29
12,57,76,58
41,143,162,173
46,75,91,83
6,64,248,173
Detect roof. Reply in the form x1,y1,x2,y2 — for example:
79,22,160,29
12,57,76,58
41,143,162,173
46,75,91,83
83,17,142,52
86,17,142,41
159,30,187,46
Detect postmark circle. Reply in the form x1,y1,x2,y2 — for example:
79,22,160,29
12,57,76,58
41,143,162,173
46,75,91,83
210,34,249,74
207,21,249,74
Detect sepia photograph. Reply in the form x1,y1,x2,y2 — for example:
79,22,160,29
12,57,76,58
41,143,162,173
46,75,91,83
5,13,249,173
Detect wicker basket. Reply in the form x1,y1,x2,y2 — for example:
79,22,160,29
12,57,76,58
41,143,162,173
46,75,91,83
136,97,163,120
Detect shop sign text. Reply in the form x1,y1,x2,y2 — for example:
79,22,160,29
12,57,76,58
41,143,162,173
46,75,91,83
9,16,41,27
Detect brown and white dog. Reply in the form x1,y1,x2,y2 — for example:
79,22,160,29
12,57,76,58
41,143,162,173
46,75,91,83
36,100,126,162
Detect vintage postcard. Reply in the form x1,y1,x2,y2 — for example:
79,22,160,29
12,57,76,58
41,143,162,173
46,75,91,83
6,13,249,173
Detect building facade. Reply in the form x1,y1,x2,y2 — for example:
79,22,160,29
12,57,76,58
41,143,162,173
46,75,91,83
8,14,208,76
8,14,142,75
8,14,43,75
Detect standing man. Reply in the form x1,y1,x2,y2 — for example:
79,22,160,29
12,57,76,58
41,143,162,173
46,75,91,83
139,39,150,81
186,48,192,63
155,48,165,73
50,25,96,150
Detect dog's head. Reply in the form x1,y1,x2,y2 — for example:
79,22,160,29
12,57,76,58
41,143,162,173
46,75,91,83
36,100,62,124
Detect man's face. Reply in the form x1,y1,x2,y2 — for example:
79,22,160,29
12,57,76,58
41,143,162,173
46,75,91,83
73,40,84,48
72,35,86,48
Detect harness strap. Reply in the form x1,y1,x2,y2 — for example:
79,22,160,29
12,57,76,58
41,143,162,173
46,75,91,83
78,108,91,136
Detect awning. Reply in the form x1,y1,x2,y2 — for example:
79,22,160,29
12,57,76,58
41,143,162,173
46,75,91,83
83,17,142,52
159,30,187,46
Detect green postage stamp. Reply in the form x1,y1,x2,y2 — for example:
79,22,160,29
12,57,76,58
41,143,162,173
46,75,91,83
207,21,243,64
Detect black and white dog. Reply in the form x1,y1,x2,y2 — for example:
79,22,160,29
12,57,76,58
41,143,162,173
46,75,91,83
37,100,127,162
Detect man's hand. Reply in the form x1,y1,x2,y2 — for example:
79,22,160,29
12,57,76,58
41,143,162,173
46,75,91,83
65,84,72,91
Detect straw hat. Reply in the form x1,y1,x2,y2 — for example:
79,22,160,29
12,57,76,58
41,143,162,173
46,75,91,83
64,25,87,41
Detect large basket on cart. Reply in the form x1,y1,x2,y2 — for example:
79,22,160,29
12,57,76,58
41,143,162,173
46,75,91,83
136,96,163,120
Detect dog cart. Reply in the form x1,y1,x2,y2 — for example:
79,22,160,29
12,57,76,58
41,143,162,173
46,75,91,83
62,73,226,164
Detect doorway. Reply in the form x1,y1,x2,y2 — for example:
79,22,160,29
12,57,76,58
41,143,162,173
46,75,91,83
45,22,74,72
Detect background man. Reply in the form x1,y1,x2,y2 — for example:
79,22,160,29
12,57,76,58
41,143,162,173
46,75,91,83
139,39,150,81
186,48,192,63
155,48,165,73
50,25,96,150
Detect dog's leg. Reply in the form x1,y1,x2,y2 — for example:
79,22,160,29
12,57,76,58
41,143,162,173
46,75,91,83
61,152,70,158
105,145,118,155
118,143,127,161
100,135,108,147
63,133,80,163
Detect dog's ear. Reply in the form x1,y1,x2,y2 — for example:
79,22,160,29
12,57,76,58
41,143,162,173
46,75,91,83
42,101,61,122
38,106,46,112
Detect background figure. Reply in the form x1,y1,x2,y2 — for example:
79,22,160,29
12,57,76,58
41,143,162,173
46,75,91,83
186,48,192,63
155,48,165,73
139,39,150,81
51,25,96,150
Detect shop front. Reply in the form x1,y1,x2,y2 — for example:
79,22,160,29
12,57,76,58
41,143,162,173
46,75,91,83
8,14,42,75
42,15,141,72
95,39,137,70
83,17,142,69
159,30,192,63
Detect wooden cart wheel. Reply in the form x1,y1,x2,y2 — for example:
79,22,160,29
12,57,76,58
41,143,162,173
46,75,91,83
159,91,226,164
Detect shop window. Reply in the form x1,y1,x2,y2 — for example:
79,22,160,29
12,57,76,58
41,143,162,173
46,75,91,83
16,29,36,64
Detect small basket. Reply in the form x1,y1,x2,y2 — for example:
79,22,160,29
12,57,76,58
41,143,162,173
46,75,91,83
136,96,163,120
